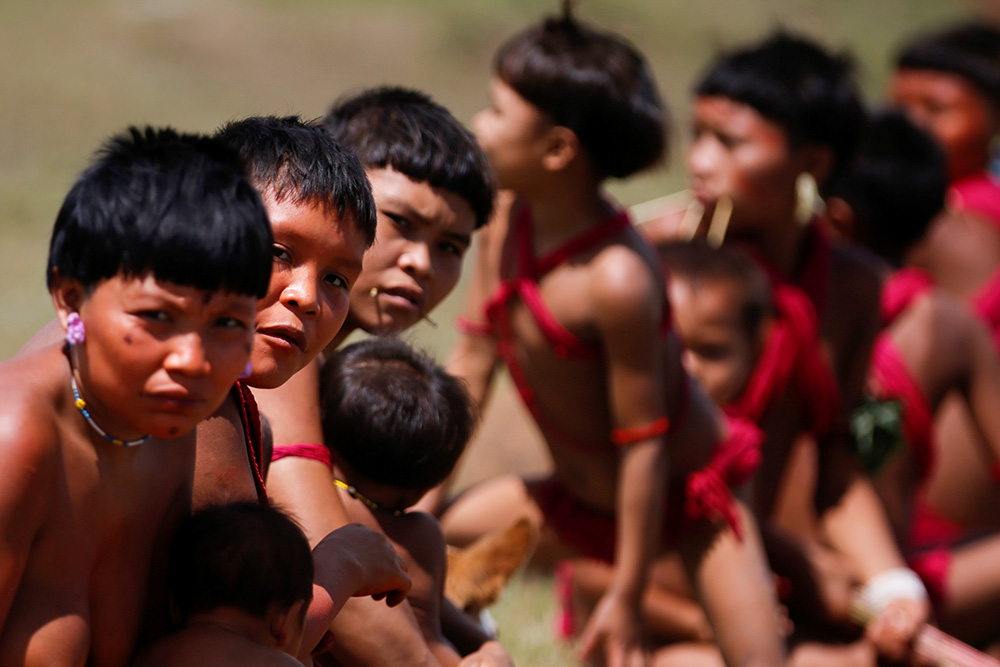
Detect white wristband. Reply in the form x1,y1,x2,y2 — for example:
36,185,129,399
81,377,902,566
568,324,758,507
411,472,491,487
858,567,928,613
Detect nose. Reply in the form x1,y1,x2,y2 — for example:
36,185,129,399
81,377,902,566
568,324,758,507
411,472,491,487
164,333,211,376
686,135,715,180
399,242,432,282
280,268,320,317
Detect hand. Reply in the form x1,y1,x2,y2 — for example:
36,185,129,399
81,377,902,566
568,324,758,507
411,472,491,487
458,640,515,667
578,591,648,667
313,523,411,607
864,597,929,663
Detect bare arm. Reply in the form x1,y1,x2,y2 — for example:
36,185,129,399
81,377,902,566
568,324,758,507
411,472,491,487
301,524,413,661
578,249,669,666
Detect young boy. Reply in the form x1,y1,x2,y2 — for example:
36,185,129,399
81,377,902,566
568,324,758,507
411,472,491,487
306,336,509,667
827,110,1000,649
642,32,933,661
0,126,273,666
134,503,314,667
441,10,786,665
255,88,501,666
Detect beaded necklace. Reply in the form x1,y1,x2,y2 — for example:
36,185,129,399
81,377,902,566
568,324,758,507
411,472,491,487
333,478,402,516
70,374,150,447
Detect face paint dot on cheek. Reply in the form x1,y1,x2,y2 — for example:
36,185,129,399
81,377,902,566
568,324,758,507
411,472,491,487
124,335,133,345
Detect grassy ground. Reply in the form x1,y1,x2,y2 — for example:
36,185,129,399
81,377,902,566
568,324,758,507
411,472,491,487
0,1,986,664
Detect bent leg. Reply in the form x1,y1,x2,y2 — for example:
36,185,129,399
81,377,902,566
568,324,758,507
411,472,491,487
680,500,787,667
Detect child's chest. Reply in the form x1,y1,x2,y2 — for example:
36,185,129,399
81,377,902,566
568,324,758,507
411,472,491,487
2,445,190,667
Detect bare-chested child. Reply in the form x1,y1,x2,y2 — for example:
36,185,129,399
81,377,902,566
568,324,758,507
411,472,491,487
826,110,1000,651
303,336,508,667
134,503,314,667
0,127,273,666
439,7,786,666
254,88,503,666
641,32,932,662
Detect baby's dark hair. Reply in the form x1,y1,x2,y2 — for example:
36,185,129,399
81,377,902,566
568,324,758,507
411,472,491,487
46,126,272,298
826,110,947,264
661,240,772,340
896,21,1000,110
493,5,667,179
695,31,867,186
324,86,496,229
169,502,314,622
215,115,377,247
320,337,475,493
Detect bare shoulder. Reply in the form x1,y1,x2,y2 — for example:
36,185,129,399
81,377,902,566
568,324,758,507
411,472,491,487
586,237,662,327
909,289,983,348
0,347,66,475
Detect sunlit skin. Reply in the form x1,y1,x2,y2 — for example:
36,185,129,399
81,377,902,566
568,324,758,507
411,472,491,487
339,168,475,343
248,195,367,389
669,277,759,407
890,68,998,182
0,273,257,667
65,274,257,440
687,96,806,236
472,79,556,196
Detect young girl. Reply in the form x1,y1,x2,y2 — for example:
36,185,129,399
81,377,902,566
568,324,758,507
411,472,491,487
442,9,786,665
0,127,273,666
642,32,929,662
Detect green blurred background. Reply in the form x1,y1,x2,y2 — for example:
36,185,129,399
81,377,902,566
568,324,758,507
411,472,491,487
0,0,986,360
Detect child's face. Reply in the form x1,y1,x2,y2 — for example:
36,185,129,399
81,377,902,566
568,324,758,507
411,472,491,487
346,168,475,336
64,274,256,440
473,78,554,192
687,96,804,233
249,195,367,389
669,276,757,406
890,68,998,181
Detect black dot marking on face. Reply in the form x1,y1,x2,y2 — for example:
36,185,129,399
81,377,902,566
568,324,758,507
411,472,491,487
124,335,133,345
168,427,179,437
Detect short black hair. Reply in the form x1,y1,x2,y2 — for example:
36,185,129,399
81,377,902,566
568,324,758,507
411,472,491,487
46,126,272,298
324,86,496,229
826,110,947,264
896,21,1000,110
169,503,314,621
661,240,772,340
695,31,867,186
320,337,475,493
493,7,667,179
215,115,377,247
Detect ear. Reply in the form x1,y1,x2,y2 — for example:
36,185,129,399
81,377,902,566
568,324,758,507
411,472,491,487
49,269,87,330
541,126,581,172
268,599,307,653
824,196,858,243
798,144,836,189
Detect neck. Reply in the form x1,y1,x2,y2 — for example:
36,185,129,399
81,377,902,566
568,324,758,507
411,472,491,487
732,214,810,278
67,350,149,448
522,177,615,255
185,608,279,648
